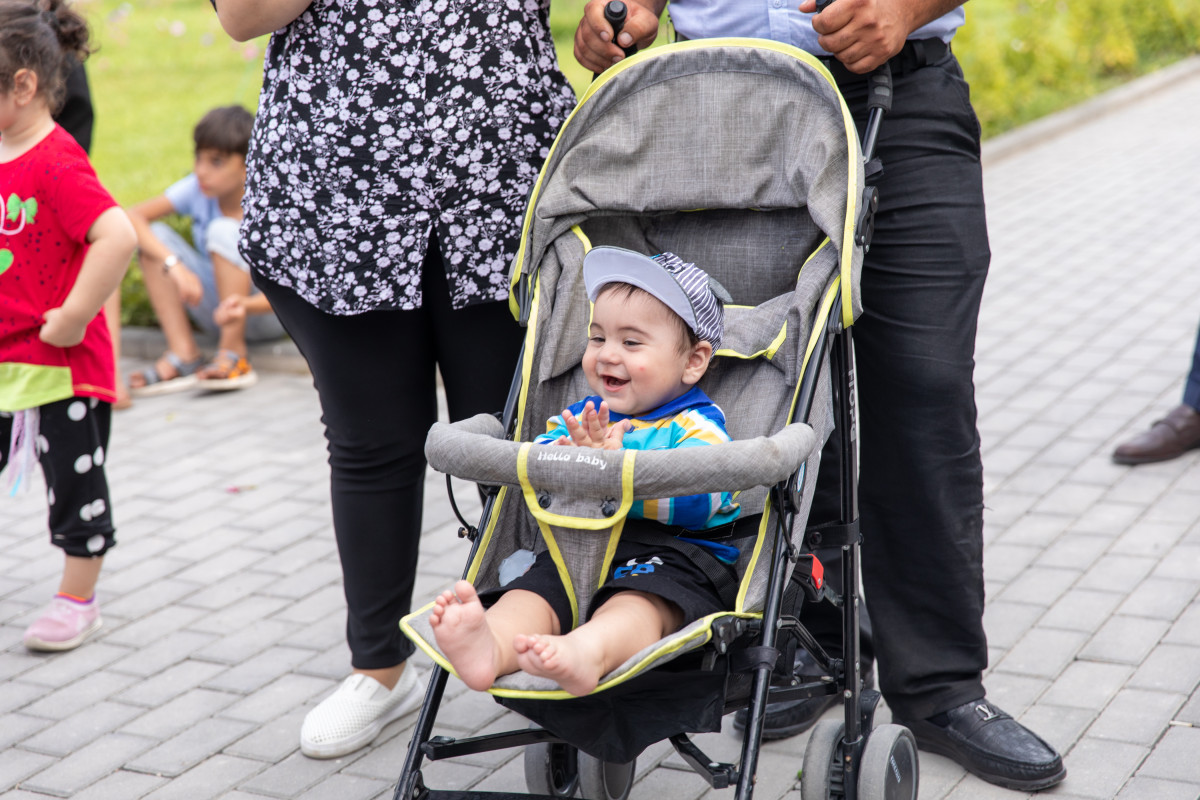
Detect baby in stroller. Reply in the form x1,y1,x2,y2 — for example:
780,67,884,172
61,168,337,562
430,246,742,697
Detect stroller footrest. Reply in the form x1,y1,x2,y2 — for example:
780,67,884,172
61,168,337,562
669,734,738,789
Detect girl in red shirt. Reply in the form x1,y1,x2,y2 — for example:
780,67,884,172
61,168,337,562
0,0,137,651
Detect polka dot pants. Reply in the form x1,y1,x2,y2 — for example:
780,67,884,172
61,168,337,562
0,397,115,558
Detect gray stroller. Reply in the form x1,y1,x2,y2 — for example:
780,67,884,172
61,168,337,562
395,37,917,800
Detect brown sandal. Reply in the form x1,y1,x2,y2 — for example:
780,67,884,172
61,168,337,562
196,349,258,392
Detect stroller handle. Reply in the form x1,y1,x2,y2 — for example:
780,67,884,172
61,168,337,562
425,413,818,499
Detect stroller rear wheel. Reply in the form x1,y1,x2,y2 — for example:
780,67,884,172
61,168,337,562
524,739,580,797
577,752,636,800
858,724,918,800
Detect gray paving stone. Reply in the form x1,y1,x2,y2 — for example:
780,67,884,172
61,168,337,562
1017,703,1095,756
1163,602,1200,647
22,701,146,757
0,678,42,714
1078,615,1170,665
115,660,228,708
271,585,347,625
139,755,265,800
1059,737,1149,799
294,774,392,800
126,718,257,778
1118,578,1200,620
20,733,156,797
120,688,241,739
1040,588,1124,634
0,749,56,794
17,642,134,689
1136,725,1200,783
203,647,313,694
223,708,306,762
20,670,139,721
1127,643,1200,695
219,674,329,724
0,713,52,750
1041,661,1133,710
1087,688,1186,746
994,565,1080,607
192,619,303,665
1077,554,1158,594
103,606,208,649
993,627,1086,679
979,600,1043,650
238,752,360,799
68,770,168,800
107,630,221,678
1115,776,1200,800
1153,543,1200,581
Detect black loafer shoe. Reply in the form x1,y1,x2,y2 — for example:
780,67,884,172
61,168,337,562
733,653,874,741
895,699,1066,791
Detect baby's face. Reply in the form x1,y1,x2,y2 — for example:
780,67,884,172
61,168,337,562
582,288,711,416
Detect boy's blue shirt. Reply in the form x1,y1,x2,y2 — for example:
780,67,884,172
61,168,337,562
163,173,222,254
535,385,742,563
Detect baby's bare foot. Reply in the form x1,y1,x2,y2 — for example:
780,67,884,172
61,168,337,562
430,581,499,691
514,633,604,697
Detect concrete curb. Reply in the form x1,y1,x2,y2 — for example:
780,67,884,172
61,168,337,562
982,55,1200,165
120,326,310,375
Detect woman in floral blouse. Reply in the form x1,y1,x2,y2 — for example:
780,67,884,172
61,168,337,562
216,0,576,758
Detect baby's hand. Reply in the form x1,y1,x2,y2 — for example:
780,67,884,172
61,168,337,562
39,307,88,348
214,294,248,326
558,401,629,450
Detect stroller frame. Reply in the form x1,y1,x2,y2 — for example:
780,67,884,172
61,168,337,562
394,39,917,800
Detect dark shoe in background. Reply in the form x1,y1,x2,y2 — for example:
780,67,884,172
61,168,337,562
1112,404,1200,464
732,650,874,741
894,698,1066,792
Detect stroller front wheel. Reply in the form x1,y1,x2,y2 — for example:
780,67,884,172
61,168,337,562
857,724,918,800
577,752,636,800
524,738,581,798
800,718,846,800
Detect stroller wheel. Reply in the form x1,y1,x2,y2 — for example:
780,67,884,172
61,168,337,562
857,724,918,800
800,719,846,800
524,738,580,798
577,752,636,800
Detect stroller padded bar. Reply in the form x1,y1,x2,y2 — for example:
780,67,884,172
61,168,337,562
425,413,818,498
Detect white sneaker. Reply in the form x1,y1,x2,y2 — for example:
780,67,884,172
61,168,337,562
300,666,424,758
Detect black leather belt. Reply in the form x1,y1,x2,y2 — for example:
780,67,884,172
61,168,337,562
674,34,949,85
819,37,949,84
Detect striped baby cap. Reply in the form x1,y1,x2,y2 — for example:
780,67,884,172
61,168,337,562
583,246,728,353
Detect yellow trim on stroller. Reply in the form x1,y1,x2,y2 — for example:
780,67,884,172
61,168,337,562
510,38,861,332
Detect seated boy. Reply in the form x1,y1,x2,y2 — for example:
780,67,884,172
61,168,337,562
126,105,283,396
430,247,740,697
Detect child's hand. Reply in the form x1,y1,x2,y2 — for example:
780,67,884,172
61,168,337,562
168,265,204,307
556,401,630,450
214,294,248,326
38,307,89,348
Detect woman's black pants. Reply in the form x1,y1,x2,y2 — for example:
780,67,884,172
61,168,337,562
257,244,523,669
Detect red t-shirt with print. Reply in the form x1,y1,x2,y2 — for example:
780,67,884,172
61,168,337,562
0,125,118,408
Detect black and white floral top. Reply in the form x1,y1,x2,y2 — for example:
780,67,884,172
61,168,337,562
240,0,576,314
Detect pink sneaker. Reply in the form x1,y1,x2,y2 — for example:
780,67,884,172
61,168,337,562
24,595,102,652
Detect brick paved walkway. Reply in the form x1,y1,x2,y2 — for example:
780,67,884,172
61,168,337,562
3,58,1200,800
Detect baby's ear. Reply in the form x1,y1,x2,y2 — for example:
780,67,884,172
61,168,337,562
683,341,713,384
